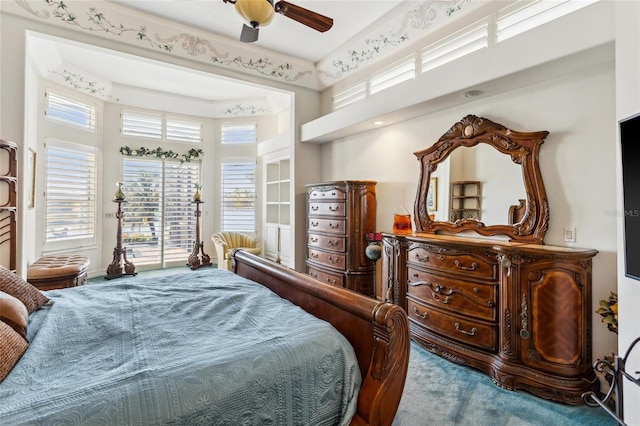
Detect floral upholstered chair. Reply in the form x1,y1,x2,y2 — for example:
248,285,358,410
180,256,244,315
211,232,261,270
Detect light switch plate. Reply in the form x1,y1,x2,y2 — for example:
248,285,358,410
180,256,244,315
563,227,576,243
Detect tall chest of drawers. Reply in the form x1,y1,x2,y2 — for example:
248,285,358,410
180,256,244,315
382,232,598,405
306,181,376,297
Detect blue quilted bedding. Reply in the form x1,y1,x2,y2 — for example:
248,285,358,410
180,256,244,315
0,268,361,425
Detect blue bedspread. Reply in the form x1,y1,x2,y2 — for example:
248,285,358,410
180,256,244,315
0,268,361,425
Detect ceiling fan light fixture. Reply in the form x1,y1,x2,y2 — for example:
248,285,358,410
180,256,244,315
235,0,275,27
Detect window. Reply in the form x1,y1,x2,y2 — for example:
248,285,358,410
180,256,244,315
221,123,257,144
45,91,96,131
122,158,200,267
333,82,367,111
121,110,202,143
370,55,416,95
421,20,488,73
45,140,96,247
220,160,256,232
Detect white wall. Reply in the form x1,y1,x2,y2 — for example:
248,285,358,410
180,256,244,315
615,1,640,424
320,61,619,361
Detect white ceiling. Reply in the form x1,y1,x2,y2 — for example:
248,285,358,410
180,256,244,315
109,0,406,63
28,0,409,117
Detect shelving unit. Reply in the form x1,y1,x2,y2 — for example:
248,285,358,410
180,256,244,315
0,140,17,271
449,180,481,221
264,158,291,266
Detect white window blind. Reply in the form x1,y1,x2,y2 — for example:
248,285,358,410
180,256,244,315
497,0,598,43
45,141,96,243
166,117,202,143
220,160,256,232
45,91,96,131
122,158,200,266
332,82,367,111
370,55,416,95
421,20,489,73
221,123,257,144
121,111,162,140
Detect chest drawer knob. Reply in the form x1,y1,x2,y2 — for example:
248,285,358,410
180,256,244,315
311,221,319,227
329,205,340,212
328,240,339,246
412,306,429,319
328,257,339,264
310,237,318,243
455,323,477,336
311,205,319,211
455,260,478,271
329,223,339,229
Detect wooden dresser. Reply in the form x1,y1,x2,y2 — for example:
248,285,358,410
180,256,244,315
382,233,597,404
305,181,376,297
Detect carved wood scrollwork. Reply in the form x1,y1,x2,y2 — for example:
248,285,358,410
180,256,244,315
413,115,550,243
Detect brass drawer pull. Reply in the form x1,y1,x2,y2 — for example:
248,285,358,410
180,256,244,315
455,323,477,336
413,253,429,262
455,260,478,271
310,237,318,243
311,221,319,227
328,240,339,246
412,307,429,319
311,252,319,258
328,257,339,264
329,223,339,229
329,205,340,212
327,278,336,284
311,205,319,211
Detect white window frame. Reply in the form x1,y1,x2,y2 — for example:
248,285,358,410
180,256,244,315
220,158,257,233
45,90,97,132
43,139,97,252
121,109,202,143
220,122,257,145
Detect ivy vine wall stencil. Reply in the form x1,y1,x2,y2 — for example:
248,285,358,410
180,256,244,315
10,0,317,88
316,0,473,87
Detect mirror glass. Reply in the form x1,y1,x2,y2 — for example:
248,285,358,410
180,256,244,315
447,144,525,226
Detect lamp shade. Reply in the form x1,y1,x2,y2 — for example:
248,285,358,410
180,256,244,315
235,0,275,26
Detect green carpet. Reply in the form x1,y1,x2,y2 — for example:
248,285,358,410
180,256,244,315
393,342,614,425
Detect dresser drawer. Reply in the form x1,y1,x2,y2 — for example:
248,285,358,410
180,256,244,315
308,233,346,252
307,264,345,287
309,201,346,217
407,242,497,280
308,218,346,235
407,267,497,321
308,187,347,200
308,248,346,270
407,297,497,351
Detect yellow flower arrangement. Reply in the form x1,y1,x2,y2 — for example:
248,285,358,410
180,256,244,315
595,291,618,334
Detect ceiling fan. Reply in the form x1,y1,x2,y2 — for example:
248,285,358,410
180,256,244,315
223,0,334,43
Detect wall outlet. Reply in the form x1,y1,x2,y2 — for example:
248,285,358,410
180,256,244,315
563,227,576,243
105,213,115,219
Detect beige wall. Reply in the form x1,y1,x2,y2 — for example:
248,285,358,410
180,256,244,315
320,61,619,360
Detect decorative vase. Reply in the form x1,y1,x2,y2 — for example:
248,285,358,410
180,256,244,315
114,182,125,201
193,188,201,202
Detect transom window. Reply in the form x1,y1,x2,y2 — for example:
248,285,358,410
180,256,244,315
45,91,96,131
121,110,202,143
221,123,257,145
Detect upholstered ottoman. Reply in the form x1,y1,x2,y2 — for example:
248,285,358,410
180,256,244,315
27,255,90,291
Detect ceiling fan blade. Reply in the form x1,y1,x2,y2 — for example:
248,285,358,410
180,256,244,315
240,23,260,43
274,1,333,33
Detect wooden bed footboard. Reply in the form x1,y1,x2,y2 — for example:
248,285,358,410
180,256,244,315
231,250,410,426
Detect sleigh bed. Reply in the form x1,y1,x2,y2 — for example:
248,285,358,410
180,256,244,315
0,250,410,426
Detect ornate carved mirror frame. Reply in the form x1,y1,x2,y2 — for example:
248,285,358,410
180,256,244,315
414,115,550,244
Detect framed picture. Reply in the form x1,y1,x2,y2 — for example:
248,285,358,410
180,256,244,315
427,177,437,211
27,149,36,209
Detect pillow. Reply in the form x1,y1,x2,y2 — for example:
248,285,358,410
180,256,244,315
0,266,49,313
0,291,29,341
0,320,28,383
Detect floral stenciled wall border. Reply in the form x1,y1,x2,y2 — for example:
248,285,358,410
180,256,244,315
220,104,268,116
49,68,120,102
317,0,471,84
13,0,315,87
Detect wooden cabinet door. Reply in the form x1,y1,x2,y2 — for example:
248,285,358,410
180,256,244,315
517,259,592,377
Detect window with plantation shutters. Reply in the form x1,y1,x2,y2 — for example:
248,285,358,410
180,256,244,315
122,158,200,267
370,55,416,95
221,123,257,144
220,160,256,232
166,117,202,143
121,111,202,143
45,140,97,247
45,91,96,131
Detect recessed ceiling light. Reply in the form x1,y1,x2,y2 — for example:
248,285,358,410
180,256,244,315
463,90,484,98
373,120,384,126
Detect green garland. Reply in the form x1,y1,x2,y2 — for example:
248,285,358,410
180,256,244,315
119,146,203,164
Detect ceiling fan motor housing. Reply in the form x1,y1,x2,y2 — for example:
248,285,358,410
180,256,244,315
235,0,275,27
